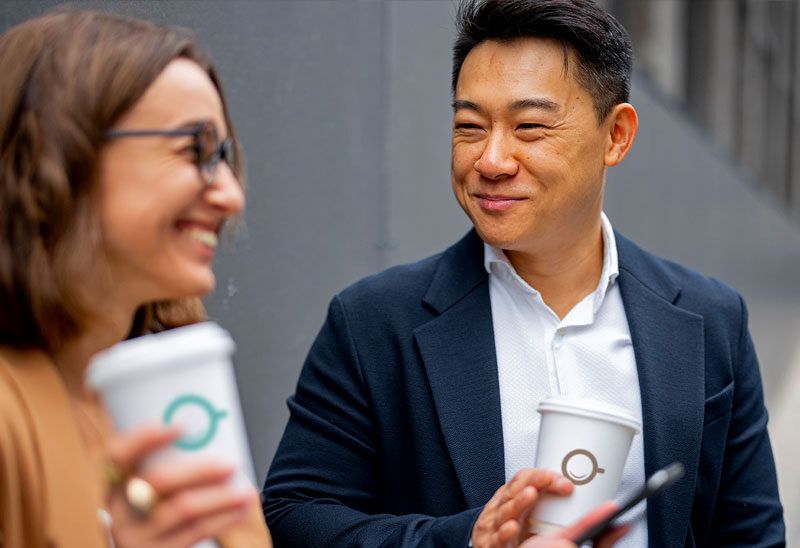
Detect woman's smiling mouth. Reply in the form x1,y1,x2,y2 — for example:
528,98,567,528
175,220,221,250
186,227,218,248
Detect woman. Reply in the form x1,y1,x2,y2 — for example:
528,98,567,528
0,9,271,547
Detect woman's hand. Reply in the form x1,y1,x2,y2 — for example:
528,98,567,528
106,425,257,548
520,501,631,548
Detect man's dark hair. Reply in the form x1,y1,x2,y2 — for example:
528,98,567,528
452,0,633,122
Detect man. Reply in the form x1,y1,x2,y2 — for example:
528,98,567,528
263,1,785,546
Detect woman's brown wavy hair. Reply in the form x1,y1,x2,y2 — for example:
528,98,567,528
0,9,243,351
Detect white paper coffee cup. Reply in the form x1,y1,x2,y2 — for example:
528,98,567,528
530,397,641,534
87,321,256,491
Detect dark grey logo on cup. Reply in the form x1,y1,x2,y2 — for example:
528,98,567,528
561,449,605,485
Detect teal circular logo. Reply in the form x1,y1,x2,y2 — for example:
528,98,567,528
162,394,228,451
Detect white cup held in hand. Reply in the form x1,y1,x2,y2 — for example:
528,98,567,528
87,321,256,490
530,397,641,534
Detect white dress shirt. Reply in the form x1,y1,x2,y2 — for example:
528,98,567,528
485,213,647,547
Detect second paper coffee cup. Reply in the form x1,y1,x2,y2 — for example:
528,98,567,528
87,321,256,490
530,397,641,534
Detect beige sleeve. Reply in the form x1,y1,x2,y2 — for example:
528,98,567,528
0,389,48,548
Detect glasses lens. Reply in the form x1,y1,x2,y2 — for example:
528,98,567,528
220,138,235,170
196,123,220,184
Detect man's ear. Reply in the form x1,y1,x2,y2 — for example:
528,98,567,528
604,103,638,167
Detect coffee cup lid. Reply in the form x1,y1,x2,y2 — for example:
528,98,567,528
87,321,235,391
537,396,641,433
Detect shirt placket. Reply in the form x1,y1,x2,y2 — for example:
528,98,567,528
532,301,562,397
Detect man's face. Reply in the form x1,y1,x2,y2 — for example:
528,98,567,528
451,38,614,255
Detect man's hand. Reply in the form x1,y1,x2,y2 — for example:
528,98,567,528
521,501,630,548
471,468,573,548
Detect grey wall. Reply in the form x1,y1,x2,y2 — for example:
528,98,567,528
2,0,395,484
3,0,799,540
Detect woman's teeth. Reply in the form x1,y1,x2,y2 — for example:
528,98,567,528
187,227,218,248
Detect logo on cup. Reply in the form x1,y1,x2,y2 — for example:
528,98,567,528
162,394,228,451
561,448,605,486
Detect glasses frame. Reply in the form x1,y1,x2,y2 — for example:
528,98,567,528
104,121,234,186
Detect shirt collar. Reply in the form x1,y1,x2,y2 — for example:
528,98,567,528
595,212,619,312
483,239,533,294
483,212,620,317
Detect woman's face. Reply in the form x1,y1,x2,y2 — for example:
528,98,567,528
98,59,244,306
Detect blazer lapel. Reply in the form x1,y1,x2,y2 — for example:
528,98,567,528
616,234,705,548
414,230,505,508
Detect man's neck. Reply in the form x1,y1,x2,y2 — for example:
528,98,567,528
504,223,605,320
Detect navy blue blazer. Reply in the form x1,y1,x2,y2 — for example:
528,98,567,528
263,230,784,547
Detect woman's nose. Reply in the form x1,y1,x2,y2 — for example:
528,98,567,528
204,162,245,215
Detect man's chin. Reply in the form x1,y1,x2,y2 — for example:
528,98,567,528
473,227,521,252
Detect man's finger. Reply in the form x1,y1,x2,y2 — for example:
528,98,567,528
493,519,521,547
507,469,573,499
485,483,508,511
495,485,538,527
472,483,508,546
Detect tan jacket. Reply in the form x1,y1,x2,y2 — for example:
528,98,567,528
0,348,271,547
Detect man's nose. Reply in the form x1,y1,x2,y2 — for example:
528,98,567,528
474,131,518,180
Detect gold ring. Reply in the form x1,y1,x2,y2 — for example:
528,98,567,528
104,460,125,487
125,476,158,519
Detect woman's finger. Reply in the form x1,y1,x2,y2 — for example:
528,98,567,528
594,523,631,548
109,483,255,546
108,492,148,547
107,424,181,473
141,457,235,498
158,502,252,548
149,484,253,536
559,500,619,541
520,537,573,548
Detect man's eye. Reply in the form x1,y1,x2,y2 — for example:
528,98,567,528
455,123,481,130
517,123,546,130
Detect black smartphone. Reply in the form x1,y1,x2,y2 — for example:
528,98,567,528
572,462,685,545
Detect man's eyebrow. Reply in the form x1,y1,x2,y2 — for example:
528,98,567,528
509,98,560,112
452,98,560,113
452,99,482,113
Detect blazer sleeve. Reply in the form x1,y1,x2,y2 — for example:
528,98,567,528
708,296,785,546
262,296,480,547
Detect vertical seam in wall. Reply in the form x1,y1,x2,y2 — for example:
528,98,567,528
785,0,798,208
377,0,394,269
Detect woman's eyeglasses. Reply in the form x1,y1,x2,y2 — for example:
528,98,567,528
105,120,234,186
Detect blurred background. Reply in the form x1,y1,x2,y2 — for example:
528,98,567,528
2,0,798,542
